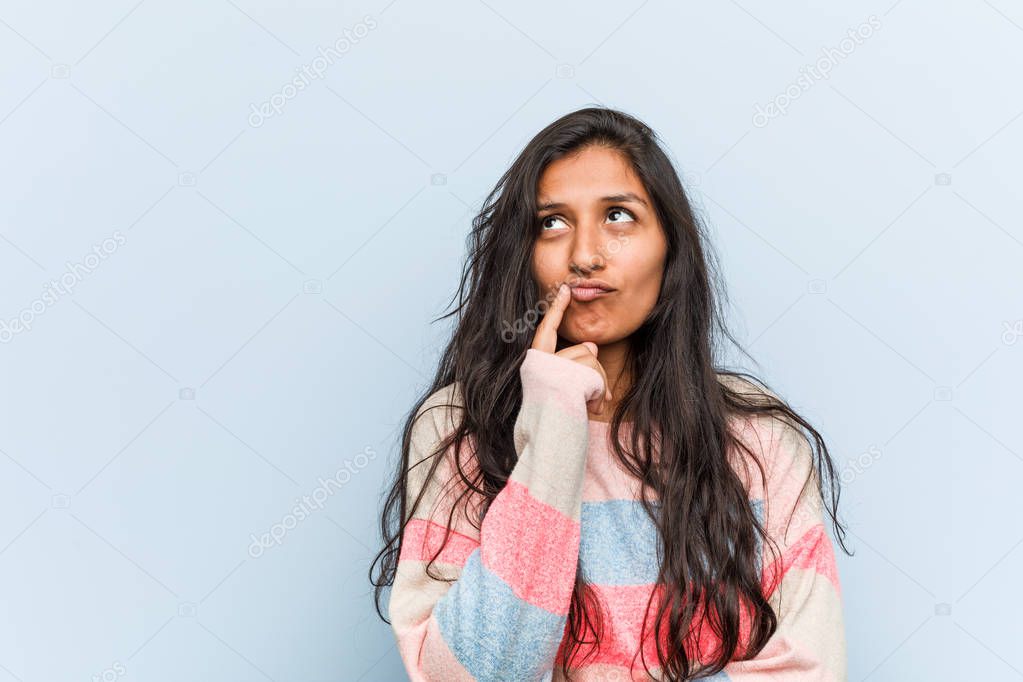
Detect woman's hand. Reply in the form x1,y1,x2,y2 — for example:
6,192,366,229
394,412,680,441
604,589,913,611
530,283,613,414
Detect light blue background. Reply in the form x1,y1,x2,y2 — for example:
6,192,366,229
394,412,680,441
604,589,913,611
1,1,1021,680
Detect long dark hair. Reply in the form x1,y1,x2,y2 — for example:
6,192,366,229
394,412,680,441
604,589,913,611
370,106,851,679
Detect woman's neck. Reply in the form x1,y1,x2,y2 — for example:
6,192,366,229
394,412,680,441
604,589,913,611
586,338,631,422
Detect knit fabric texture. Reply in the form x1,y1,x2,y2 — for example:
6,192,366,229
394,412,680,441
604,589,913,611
389,348,847,681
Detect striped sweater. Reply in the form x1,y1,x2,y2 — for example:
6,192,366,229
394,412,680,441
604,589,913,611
389,348,847,681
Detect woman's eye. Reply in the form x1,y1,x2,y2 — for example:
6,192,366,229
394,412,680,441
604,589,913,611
607,207,635,224
540,215,567,230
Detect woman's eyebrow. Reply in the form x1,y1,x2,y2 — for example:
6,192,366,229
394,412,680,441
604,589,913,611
536,192,649,211
602,192,648,207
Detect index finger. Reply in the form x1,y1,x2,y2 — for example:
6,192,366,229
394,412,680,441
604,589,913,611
530,283,570,353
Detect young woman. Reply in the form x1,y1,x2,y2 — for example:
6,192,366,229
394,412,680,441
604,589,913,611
371,107,850,681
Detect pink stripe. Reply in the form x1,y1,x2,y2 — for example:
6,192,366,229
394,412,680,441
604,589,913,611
723,633,827,680
582,424,657,503
521,386,589,420
761,522,841,599
480,479,580,615
588,583,663,669
521,349,605,418
400,518,479,566
553,662,659,681
555,583,737,671
552,584,695,670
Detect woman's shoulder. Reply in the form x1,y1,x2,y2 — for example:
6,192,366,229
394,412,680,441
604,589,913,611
716,370,783,403
408,381,479,477
716,371,815,500
404,381,484,529
412,381,466,439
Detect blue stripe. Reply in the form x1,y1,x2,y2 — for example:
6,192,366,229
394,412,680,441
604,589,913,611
434,549,565,681
750,498,764,576
579,498,766,585
580,499,661,585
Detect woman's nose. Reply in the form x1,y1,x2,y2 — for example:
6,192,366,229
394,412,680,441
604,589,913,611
569,223,607,272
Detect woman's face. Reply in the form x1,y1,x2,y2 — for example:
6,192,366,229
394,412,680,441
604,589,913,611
531,145,668,346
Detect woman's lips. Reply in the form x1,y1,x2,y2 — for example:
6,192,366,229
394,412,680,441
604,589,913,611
570,286,614,302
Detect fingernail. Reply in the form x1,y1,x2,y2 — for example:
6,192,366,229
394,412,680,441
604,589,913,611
558,283,568,296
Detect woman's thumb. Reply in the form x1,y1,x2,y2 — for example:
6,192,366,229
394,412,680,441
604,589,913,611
582,341,598,356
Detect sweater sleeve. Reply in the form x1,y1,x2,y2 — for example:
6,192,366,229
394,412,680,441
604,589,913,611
723,416,848,682
389,348,606,682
